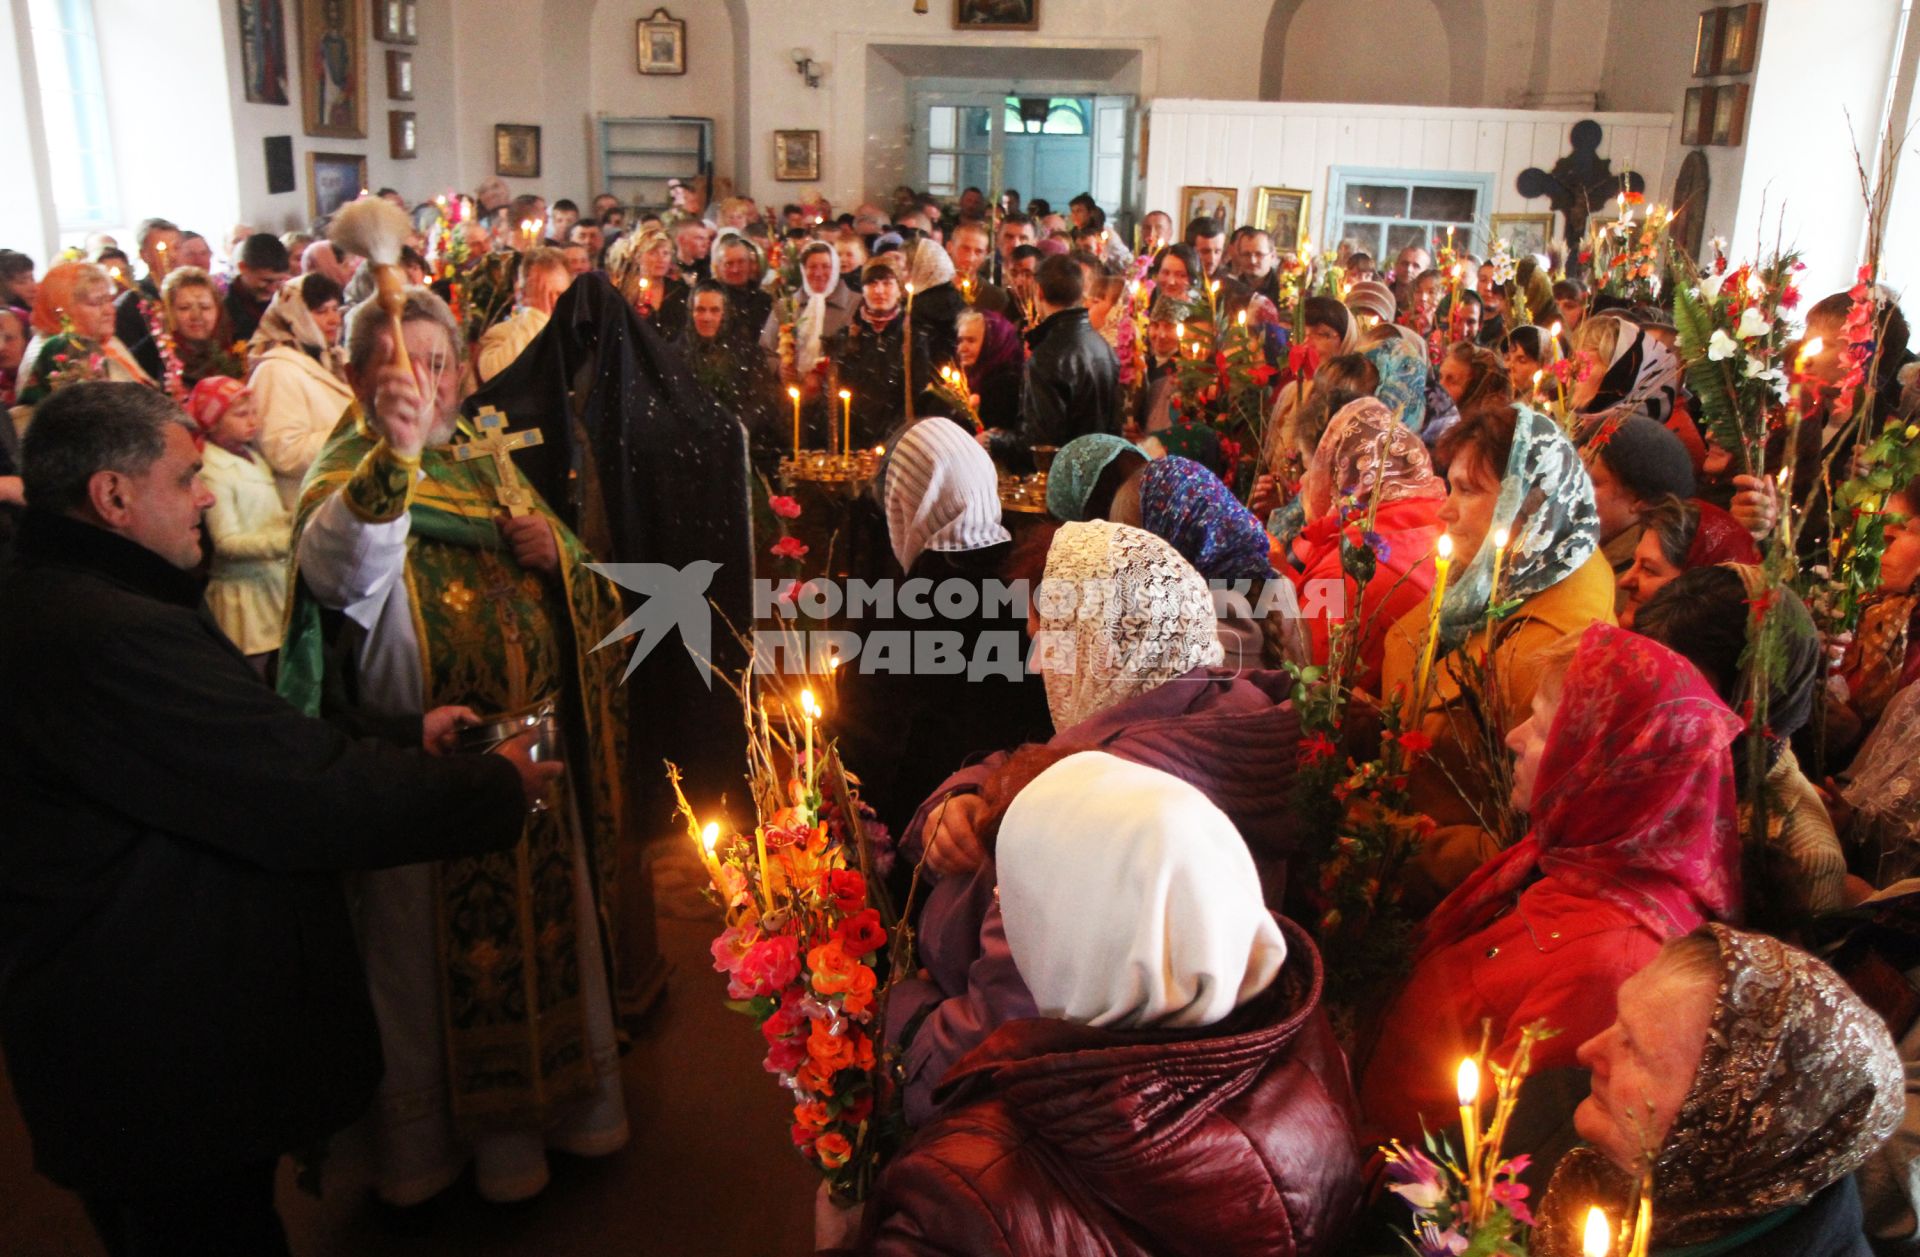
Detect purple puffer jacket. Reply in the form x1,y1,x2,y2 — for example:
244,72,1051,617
887,667,1305,1127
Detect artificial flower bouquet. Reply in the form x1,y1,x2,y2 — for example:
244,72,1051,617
666,677,908,1203
1671,246,1805,474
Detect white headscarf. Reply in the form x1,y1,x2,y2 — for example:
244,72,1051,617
903,238,956,293
1035,520,1223,731
884,417,1011,571
794,240,837,376
999,751,1286,1029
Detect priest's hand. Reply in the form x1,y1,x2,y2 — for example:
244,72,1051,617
494,729,565,808
370,358,437,459
423,705,481,755
500,513,560,574
1730,472,1779,539
924,791,989,877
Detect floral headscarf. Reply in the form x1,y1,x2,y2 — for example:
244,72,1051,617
1035,520,1223,731
884,416,1012,571
1435,406,1601,654
1536,925,1904,1253
1363,335,1429,432
1685,500,1760,567
1421,623,1743,951
1136,456,1275,582
1045,432,1139,522
1148,422,1226,476
248,280,346,378
1578,319,1683,440
1309,397,1445,511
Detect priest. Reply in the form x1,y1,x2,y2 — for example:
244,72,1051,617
279,287,633,1207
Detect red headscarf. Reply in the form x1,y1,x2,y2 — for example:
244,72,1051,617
1684,499,1760,568
186,376,246,434
1422,623,1744,951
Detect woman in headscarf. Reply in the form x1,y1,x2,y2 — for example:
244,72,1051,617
1840,679,1920,886
186,377,293,676
884,522,1308,1126
1833,478,1920,750
1044,431,1146,523
1360,624,1744,1143
1636,565,1843,925
1616,494,1761,627
1286,398,1445,689
834,417,1051,835
954,308,1023,434
1532,926,1903,1257
1361,329,1431,435
1266,295,1363,472
1569,312,1684,445
248,273,352,510
849,752,1359,1257
1114,454,1300,671
760,240,857,442
17,261,157,407
900,237,963,365
1378,405,1617,908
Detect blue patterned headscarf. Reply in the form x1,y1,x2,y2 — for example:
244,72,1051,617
1046,433,1140,522
1137,456,1275,582
1365,335,1429,434
1436,406,1600,653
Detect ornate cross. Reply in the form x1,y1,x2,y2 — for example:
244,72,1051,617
452,406,545,517
1515,119,1647,270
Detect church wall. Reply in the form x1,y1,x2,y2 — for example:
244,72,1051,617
1143,98,1671,254
585,0,738,201
1276,0,1453,109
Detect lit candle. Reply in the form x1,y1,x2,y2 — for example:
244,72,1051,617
905,280,916,315
1583,1206,1612,1257
1489,524,1511,603
788,384,803,458
838,388,852,457
800,688,820,786
1457,1057,1481,1203
1531,369,1545,403
1237,309,1247,328
1548,321,1564,364
1629,1191,1654,1257
698,820,724,887
1412,533,1454,713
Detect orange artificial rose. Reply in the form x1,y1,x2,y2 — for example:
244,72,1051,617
839,963,879,1016
815,1131,853,1168
808,1020,857,1073
808,939,860,996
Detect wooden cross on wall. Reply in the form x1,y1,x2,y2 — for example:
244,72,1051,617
452,406,545,517
1515,119,1647,271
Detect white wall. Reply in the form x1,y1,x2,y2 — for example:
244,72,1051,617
587,0,735,199
1278,0,1453,107
1144,98,1672,252
0,2,55,259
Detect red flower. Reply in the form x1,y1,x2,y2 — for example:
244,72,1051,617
1249,363,1277,387
1779,284,1802,311
768,494,803,520
735,934,802,997
815,1131,853,1168
1301,732,1338,764
1623,189,1645,205
1396,729,1434,755
836,908,887,957
770,535,810,560
826,868,867,914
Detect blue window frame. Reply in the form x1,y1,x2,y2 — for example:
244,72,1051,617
27,0,121,234
1326,166,1493,260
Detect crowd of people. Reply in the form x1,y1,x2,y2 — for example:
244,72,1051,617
5,166,1920,1257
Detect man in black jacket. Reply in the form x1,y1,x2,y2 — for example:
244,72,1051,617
986,253,1119,473
0,383,553,1256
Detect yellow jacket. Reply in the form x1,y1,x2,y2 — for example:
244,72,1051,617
1378,548,1618,910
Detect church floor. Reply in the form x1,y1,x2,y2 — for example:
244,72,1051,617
0,839,818,1256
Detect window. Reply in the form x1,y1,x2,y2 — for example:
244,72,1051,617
27,0,120,234
1003,97,1087,136
923,103,992,197
1327,167,1490,260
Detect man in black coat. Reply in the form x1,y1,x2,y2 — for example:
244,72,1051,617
987,253,1120,473
0,383,552,1256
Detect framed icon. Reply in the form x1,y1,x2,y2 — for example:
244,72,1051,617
1682,87,1709,147
1693,9,1723,76
1711,82,1750,146
954,0,1038,30
774,130,820,182
307,150,367,220
385,49,412,98
238,0,289,105
400,0,416,42
1179,185,1238,232
371,0,402,41
1719,3,1762,75
1490,213,1554,258
298,0,365,139
1252,187,1311,251
389,110,416,160
636,7,685,75
496,123,541,178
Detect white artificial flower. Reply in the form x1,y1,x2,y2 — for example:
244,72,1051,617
1742,355,1785,385
1736,305,1774,339
1699,271,1727,301
1708,328,1740,361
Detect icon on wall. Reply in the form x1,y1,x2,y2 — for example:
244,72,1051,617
774,130,821,181
308,150,367,219
636,7,686,75
239,0,289,105
496,124,542,178
954,0,1038,31
299,0,365,139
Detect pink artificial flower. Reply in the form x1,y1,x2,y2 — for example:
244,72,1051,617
735,934,802,998
768,495,803,520
771,535,810,561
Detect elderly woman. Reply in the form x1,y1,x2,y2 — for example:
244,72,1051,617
1045,431,1146,523
18,261,157,407
249,273,352,509
1569,313,1684,444
1636,566,1843,925
849,751,1360,1257
955,308,1023,434
1285,398,1445,690
1616,494,1760,626
834,417,1051,834
1532,926,1904,1257
759,240,856,389
1379,405,1617,908
187,378,292,675
1360,624,1743,1142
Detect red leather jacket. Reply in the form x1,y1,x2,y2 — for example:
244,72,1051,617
857,919,1362,1256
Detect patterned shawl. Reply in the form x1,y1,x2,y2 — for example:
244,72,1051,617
1363,335,1429,433
1036,520,1223,731
1577,321,1683,442
1435,406,1601,654
1537,925,1904,1252
1045,432,1139,522
1136,455,1275,582
1309,397,1445,511
1421,623,1744,951
247,281,347,377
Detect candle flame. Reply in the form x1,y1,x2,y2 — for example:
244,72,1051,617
1493,526,1510,551
1582,1206,1612,1257
1802,336,1825,358
1237,309,1247,326
1549,321,1563,338
787,385,801,399
1456,1057,1480,1106
700,821,719,855
827,655,841,672
1437,533,1454,559
838,389,851,401
800,689,821,718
